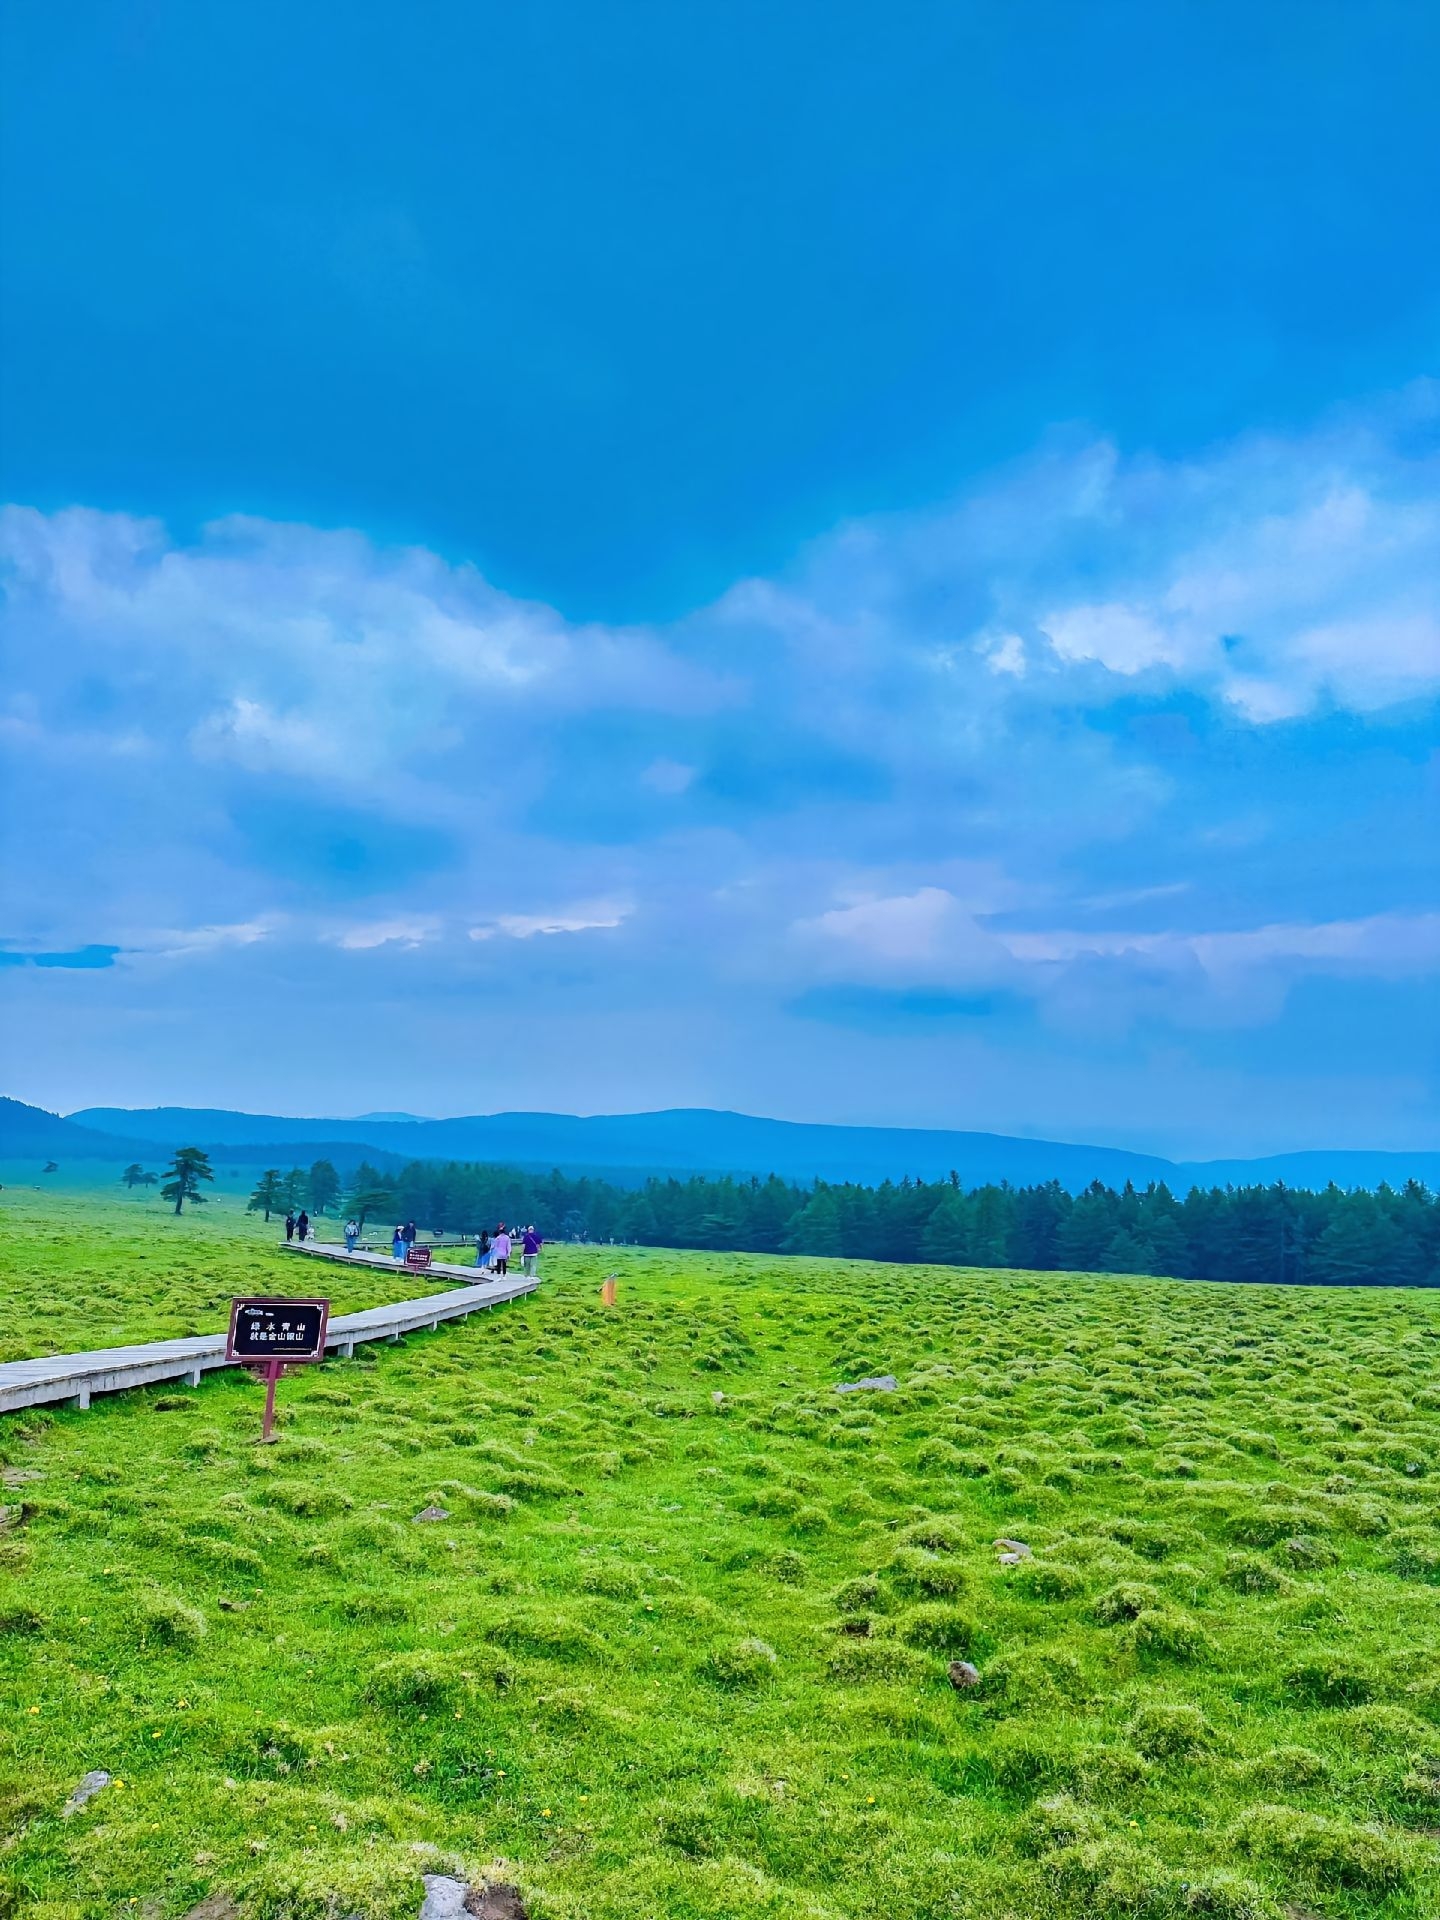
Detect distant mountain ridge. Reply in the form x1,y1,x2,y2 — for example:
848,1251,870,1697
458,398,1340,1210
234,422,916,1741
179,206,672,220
0,1096,146,1161
52,1100,1440,1194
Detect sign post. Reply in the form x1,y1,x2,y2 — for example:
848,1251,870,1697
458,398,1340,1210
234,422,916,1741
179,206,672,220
227,1297,330,1441
404,1245,433,1271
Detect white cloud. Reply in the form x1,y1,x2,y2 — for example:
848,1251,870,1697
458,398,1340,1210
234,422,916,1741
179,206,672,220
190,696,346,778
0,504,735,793
1004,912,1440,978
330,917,441,951
468,899,630,941
796,887,1015,987
1040,603,1188,676
748,385,1440,726
981,631,1027,677
135,919,277,960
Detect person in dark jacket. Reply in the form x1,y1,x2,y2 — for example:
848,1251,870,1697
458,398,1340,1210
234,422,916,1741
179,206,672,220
401,1220,417,1250
296,1210,310,1243
284,1211,296,1242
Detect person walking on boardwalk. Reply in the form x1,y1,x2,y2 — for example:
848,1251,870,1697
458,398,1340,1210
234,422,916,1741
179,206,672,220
344,1217,359,1254
392,1224,405,1260
284,1210,296,1243
475,1227,492,1273
492,1224,512,1276
522,1224,543,1278
401,1220,417,1253
296,1209,310,1243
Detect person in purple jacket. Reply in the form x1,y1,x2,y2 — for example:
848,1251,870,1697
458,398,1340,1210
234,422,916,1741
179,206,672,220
521,1224,543,1279
491,1224,511,1276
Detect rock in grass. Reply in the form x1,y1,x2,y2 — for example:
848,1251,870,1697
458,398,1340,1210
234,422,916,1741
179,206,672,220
61,1769,111,1816
419,1876,469,1919
994,1537,1032,1565
413,1505,451,1524
948,1659,981,1689
835,1375,898,1393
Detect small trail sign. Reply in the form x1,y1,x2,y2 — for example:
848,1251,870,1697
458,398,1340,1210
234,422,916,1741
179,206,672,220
404,1245,433,1270
227,1297,330,1440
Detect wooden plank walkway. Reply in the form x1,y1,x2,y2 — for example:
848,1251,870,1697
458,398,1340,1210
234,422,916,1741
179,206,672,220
281,1240,492,1285
0,1242,538,1415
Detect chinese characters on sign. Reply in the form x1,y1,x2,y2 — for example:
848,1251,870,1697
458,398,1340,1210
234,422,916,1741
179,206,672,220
227,1298,330,1363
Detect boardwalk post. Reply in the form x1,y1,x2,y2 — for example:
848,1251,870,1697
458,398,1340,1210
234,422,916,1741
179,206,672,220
261,1358,281,1441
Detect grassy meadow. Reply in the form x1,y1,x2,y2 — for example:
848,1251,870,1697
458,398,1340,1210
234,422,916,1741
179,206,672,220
1,1183,1438,1920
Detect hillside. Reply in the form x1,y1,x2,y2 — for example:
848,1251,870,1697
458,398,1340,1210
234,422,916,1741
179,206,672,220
0,1096,149,1163
0,1099,402,1175
67,1103,1440,1194
0,1187,1437,1919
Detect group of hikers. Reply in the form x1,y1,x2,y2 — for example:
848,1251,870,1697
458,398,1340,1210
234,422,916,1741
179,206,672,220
283,1209,543,1281
317,1213,544,1279
476,1223,543,1278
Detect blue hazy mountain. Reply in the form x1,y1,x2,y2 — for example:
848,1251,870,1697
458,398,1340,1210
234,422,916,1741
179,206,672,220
0,1096,146,1161
63,1102,1440,1194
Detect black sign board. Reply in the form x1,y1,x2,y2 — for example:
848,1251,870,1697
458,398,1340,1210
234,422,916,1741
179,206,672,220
227,1297,330,1365
404,1245,433,1269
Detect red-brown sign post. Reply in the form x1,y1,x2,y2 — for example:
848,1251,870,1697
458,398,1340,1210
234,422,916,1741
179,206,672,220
227,1297,331,1441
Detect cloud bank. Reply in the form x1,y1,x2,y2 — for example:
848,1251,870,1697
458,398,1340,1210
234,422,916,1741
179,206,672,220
2,388,1436,1151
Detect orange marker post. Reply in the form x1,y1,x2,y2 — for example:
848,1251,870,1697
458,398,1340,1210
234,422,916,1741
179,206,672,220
600,1275,618,1307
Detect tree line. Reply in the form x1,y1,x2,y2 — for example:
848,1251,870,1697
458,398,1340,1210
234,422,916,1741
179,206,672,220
245,1153,1440,1288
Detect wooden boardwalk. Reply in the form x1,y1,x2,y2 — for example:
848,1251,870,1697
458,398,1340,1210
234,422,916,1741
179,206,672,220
0,1242,538,1415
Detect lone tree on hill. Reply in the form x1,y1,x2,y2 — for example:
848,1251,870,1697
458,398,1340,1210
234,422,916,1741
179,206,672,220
247,1168,284,1221
42,1160,58,1174
308,1158,341,1215
121,1163,156,1189
161,1146,214,1215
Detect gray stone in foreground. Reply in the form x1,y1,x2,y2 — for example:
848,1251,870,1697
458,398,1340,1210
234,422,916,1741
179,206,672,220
413,1505,451,1523
835,1374,898,1393
61,1769,111,1816
419,1877,469,1920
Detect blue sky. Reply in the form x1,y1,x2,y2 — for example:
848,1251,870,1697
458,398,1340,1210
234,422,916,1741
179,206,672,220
1,1,1437,1156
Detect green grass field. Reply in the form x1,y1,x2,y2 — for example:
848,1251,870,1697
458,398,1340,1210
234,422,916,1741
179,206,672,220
1,1185,1437,1920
